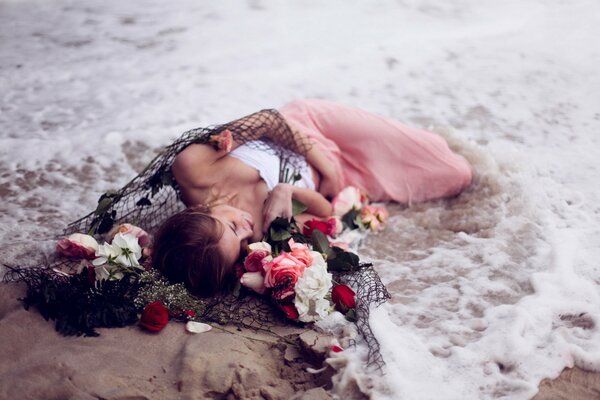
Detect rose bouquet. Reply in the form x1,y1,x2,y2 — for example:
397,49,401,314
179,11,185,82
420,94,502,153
240,239,359,322
240,239,336,322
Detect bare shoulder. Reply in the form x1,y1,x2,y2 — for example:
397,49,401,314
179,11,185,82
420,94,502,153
171,144,223,186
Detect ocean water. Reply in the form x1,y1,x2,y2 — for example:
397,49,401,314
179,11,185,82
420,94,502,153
1,0,599,398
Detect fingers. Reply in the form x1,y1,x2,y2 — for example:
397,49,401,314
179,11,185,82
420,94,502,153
262,194,293,233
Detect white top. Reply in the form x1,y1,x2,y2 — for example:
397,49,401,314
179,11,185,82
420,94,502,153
229,141,315,191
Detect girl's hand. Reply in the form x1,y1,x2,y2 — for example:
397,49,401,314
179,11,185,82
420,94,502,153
317,173,341,200
262,184,293,232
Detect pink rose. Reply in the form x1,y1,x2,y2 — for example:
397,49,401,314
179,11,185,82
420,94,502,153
209,129,233,152
243,249,271,273
332,186,364,216
56,233,99,260
263,253,306,300
240,271,267,295
109,223,151,247
287,239,312,267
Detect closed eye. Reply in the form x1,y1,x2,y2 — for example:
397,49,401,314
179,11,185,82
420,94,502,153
230,223,238,237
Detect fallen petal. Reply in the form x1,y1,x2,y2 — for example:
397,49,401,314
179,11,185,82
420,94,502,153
185,321,212,334
306,366,328,374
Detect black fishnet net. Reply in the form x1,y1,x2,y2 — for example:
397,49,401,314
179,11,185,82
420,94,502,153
65,109,311,236
333,264,391,371
4,108,391,371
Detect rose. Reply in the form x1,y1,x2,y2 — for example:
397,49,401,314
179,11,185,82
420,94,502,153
331,284,356,313
375,206,389,223
243,249,271,273
248,242,272,253
287,239,312,267
240,271,267,295
360,205,388,230
263,253,306,300
108,223,151,248
294,252,333,322
332,186,364,216
56,233,99,259
302,217,342,238
279,303,299,320
209,129,233,152
331,345,344,353
139,301,169,332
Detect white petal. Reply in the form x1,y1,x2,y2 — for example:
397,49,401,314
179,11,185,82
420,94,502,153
185,321,212,334
92,257,107,266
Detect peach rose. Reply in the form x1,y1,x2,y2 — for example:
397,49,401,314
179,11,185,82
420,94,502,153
263,253,306,300
209,129,233,152
361,205,388,230
287,239,312,267
56,233,99,260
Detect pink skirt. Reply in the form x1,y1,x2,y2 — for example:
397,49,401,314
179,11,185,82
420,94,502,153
279,99,472,203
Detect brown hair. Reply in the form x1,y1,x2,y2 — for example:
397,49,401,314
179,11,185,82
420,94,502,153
151,206,232,297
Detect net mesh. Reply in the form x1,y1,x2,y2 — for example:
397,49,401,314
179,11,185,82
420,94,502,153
4,109,391,371
65,109,311,236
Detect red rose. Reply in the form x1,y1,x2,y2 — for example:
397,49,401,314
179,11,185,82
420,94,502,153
279,303,299,320
139,301,169,332
302,218,338,238
331,284,356,313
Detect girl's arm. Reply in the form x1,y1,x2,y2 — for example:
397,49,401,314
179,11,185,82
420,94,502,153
226,111,341,196
262,183,332,233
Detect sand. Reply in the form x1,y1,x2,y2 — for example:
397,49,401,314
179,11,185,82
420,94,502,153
2,278,598,399
0,283,337,400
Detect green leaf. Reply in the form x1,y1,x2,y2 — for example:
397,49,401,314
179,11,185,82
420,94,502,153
345,309,357,322
291,199,307,216
326,247,360,272
310,230,331,256
98,210,116,234
342,209,359,229
270,228,292,242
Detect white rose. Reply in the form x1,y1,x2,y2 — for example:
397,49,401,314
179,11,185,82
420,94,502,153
240,271,266,294
332,186,363,216
248,242,272,254
294,253,333,322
